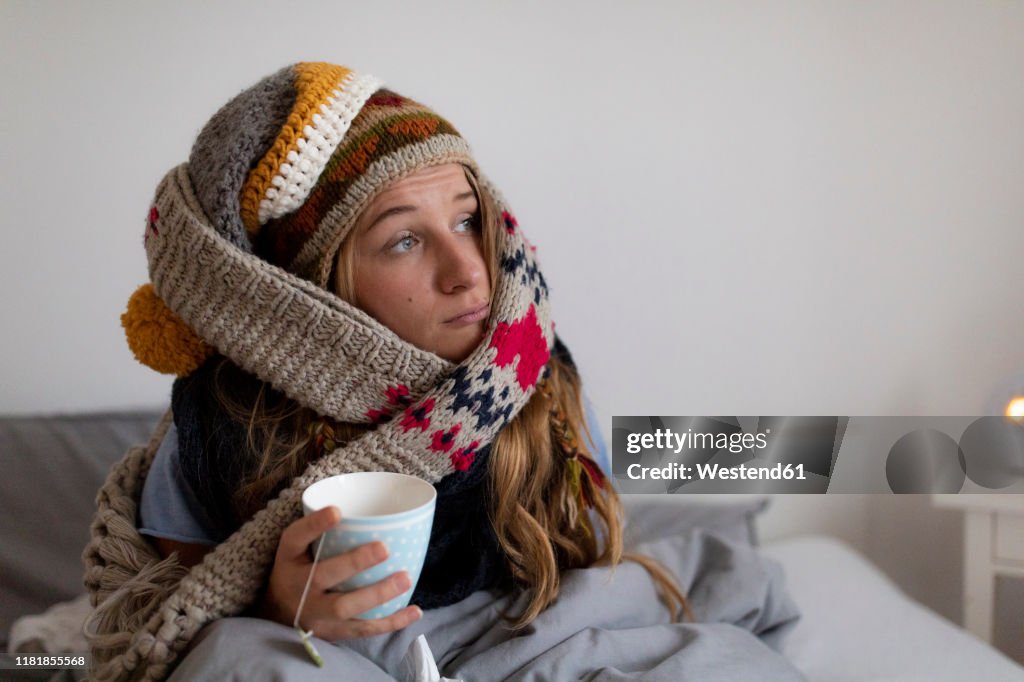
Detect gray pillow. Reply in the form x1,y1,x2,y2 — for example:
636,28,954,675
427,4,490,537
0,410,164,649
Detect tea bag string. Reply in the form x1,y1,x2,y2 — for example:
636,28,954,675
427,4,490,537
294,533,327,667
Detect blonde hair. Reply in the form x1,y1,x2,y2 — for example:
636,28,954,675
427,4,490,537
215,165,693,628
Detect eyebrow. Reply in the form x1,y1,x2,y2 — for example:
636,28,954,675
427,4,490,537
365,191,477,234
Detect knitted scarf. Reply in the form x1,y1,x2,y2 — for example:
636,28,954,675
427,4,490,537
171,358,514,610
82,160,555,680
172,333,580,609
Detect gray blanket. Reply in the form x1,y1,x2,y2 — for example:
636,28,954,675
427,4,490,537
169,501,805,681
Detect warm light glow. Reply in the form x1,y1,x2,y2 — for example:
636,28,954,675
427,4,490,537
1005,397,1024,420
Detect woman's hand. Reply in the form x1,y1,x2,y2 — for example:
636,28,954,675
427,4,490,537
255,505,423,639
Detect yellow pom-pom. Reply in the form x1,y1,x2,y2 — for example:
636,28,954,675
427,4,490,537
121,283,214,376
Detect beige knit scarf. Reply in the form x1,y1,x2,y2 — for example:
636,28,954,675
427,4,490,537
82,163,554,681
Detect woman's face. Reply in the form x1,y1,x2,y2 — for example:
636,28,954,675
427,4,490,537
338,163,490,363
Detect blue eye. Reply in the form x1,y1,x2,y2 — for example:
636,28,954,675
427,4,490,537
390,234,417,253
456,213,480,233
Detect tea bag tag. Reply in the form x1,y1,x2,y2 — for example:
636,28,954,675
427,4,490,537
296,627,324,667
294,533,327,667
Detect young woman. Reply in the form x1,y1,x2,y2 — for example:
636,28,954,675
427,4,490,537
84,61,688,680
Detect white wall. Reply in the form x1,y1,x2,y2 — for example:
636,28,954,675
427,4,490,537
4,0,1023,634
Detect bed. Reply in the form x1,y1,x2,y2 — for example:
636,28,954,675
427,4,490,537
2,411,1021,680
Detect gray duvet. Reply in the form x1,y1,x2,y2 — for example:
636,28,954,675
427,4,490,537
169,501,805,681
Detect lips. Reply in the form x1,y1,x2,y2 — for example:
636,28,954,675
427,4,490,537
446,302,489,324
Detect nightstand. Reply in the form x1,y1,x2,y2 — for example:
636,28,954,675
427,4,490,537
932,494,1024,643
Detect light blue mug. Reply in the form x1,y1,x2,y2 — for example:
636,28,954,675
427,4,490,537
301,472,437,619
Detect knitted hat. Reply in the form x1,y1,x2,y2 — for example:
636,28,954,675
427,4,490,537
122,62,479,376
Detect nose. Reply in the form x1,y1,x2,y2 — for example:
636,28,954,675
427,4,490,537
437,232,485,294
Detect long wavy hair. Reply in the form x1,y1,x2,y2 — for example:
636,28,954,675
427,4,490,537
213,167,693,628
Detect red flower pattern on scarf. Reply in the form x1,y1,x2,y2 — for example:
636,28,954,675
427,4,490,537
365,383,412,423
450,440,480,472
488,304,550,391
502,210,518,234
400,397,435,433
430,423,462,453
145,205,159,244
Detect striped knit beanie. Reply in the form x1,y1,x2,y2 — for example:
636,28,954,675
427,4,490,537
122,62,477,376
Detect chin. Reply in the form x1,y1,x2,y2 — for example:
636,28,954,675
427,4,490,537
435,325,487,363
441,349,472,363
442,343,477,364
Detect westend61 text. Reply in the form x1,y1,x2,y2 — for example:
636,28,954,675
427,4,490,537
626,462,807,481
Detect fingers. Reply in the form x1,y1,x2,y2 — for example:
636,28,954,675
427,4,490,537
311,541,389,592
299,570,415,637
279,506,340,562
311,604,423,641
326,571,413,621
268,507,423,640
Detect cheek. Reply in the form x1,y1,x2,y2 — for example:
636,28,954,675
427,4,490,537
354,264,423,319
